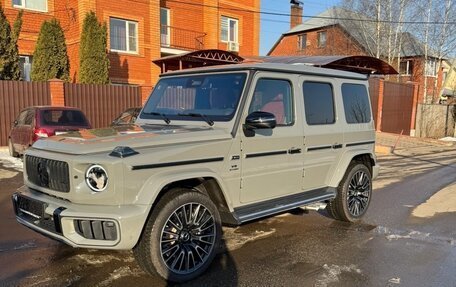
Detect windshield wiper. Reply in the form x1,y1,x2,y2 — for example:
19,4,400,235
143,112,171,124
178,112,214,126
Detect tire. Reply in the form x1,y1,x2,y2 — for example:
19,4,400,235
326,162,372,222
8,139,18,158
134,188,222,283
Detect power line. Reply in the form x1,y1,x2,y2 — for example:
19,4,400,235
165,0,456,25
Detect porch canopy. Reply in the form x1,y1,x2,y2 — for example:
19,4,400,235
247,55,398,75
153,49,244,73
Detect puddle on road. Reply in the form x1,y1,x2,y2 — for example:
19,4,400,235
412,183,456,218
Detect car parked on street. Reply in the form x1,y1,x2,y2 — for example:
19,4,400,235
111,107,142,126
8,106,91,157
13,63,378,282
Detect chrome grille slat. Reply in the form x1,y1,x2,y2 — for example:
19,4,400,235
25,155,70,193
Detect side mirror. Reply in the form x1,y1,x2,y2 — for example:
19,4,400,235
244,111,276,130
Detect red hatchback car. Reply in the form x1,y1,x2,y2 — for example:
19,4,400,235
8,106,91,157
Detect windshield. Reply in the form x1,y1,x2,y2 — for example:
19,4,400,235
140,73,247,122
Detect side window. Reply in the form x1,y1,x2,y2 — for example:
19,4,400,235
303,82,335,125
24,110,34,125
17,110,28,125
341,84,371,124
248,79,294,126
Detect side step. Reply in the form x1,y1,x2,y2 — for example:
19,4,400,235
233,187,336,224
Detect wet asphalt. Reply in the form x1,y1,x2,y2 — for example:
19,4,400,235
0,142,455,287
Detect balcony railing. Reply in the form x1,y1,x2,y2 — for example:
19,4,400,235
161,25,206,51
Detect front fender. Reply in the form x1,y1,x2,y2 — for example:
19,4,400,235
328,149,376,187
134,167,233,209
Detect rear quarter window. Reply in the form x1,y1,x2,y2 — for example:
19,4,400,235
341,84,371,124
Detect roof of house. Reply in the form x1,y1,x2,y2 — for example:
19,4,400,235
269,7,437,58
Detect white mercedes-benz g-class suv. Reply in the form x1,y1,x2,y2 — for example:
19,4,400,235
13,63,379,282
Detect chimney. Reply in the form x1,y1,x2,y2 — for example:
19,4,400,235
290,0,303,29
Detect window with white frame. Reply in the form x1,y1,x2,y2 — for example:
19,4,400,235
400,60,413,76
298,34,306,50
13,0,47,12
110,18,138,53
160,8,170,47
317,31,326,48
425,58,437,76
221,16,238,43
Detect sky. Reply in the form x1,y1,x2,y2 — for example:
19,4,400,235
260,0,341,55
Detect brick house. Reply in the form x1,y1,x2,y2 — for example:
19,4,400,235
3,0,260,87
268,4,445,103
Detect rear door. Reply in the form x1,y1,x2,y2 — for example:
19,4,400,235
240,74,303,203
300,77,344,191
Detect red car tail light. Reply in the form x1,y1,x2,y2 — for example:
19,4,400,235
33,128,53,142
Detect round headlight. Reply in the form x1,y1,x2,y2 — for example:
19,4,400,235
85,165,108,192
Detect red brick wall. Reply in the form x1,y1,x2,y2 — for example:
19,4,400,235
269,25,366,56
4,0,259,87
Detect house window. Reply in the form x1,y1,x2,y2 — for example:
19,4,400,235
425,59,437,76
318,31,327,48
13,0,47,12
221,16,238,43
400,60,413,76
298,34,306,50
160,8,170,47
110,18,138,53
19,56,32,81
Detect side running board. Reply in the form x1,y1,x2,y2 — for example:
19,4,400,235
233,187,336,224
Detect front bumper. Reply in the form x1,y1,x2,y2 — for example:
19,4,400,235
13,185,149,250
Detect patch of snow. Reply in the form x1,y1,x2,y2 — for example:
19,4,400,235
223,228,276,251
388,277,401,284
439,137,456,142
97,266,142,287
315,264,362,287
0,147,23,171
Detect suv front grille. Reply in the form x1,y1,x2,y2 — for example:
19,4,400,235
26,155,70,193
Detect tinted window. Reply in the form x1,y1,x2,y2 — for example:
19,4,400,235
303,82,335,125
24,110,34,125
342,84,371,123
248,79,294,126
40,110,89,126
17,110,28,125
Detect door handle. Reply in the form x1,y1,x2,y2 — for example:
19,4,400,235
332,143,343,149
288,147,302,154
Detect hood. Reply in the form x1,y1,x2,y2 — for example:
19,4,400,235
31,124,232,155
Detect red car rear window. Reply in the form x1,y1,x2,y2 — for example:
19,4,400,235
40,109,89,126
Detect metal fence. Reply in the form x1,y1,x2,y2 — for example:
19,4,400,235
382,81,415,135
0,81,50,146
64,83,142,129
368,78,416,135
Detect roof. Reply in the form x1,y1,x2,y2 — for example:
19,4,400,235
160,62,368,80
271,7,437,58
249,55,397,75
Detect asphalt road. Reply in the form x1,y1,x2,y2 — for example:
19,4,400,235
0,140,455,287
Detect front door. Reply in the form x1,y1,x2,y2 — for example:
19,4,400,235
240,74,303,203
